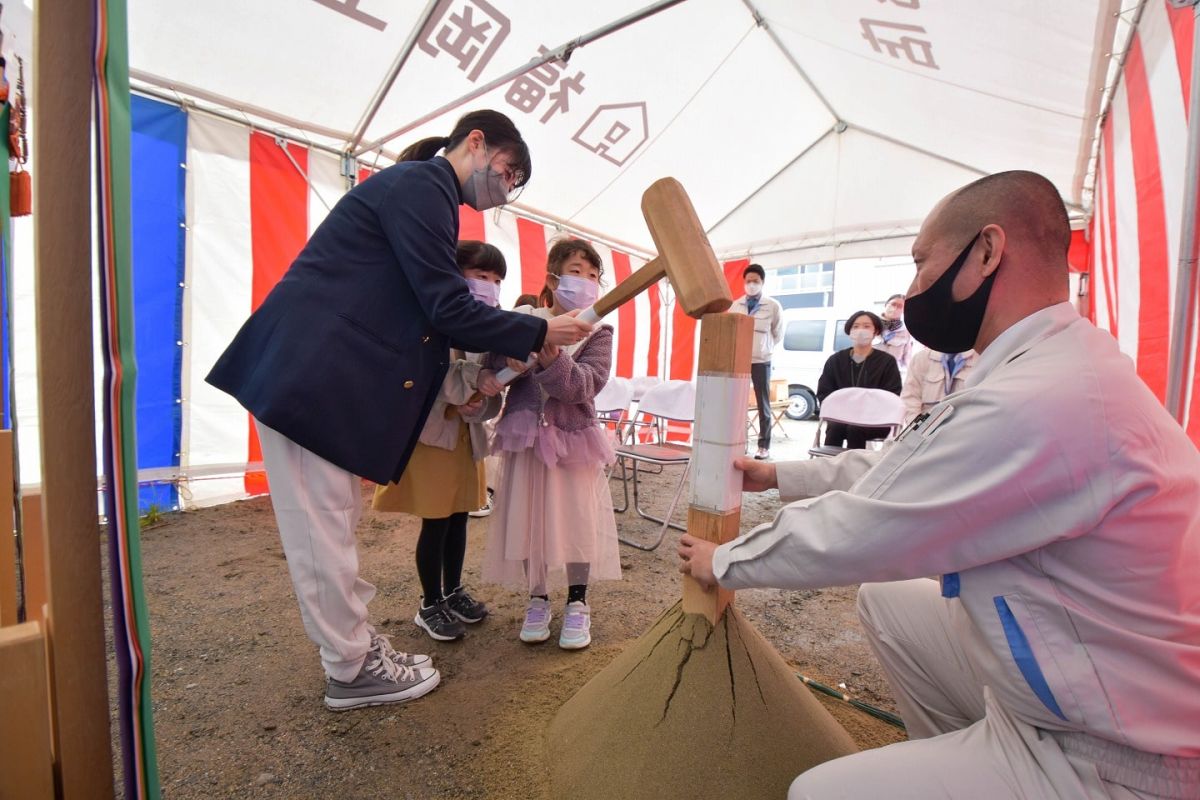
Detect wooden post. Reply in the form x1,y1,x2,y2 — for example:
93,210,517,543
20,491,44,622
0,430,16,625
33,0,116,794
682,312,753,623
0,622,56,797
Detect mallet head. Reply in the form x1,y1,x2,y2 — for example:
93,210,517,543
641,178,732,318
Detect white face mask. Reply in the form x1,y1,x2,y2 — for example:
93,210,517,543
553,274,600,311
465,277,500,307
849,329,874,346
744,281,763,297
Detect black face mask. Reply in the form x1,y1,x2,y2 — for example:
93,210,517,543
905,232,994,353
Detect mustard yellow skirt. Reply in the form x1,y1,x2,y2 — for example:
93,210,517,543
373,425,486,518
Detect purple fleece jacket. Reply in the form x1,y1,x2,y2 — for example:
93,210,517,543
492,325,614,432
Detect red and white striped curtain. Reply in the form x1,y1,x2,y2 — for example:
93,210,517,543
1090,1,1199,446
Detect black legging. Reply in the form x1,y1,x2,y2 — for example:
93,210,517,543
416,512,468,603
824,422,891,450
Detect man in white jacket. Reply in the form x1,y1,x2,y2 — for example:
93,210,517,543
679,171,1200,799
730,264,784,460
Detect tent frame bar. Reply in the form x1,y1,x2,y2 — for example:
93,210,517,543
130,69,358,146
1081,0,1149,212
345,0,441,154
505,203,656,261
1166,2,1200,422
351,0,689,157
705,125,836,236
740,0,841,122
129,84,395,163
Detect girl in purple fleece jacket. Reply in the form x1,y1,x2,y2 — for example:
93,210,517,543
481,239,620,650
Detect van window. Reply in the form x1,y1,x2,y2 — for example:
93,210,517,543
833,321,851,351
783,320,825,351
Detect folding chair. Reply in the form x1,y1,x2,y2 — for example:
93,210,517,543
623,375,663,447
594,376,633,442
808,387,905,458
612,380,694,551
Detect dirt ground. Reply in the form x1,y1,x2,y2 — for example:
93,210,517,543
106,461,905,799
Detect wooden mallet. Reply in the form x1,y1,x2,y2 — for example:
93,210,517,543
488,177,732,386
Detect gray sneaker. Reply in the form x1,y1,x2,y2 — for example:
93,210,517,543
324,651,440,711
370,632,432,669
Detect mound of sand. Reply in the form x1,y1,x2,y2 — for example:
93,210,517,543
548,601,859,800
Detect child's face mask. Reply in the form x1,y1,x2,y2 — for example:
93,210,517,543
466,277,500,307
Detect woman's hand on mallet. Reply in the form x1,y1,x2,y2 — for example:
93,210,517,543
734,456,778,493
476,369,503,397
677,534,719,589
545,309,592,347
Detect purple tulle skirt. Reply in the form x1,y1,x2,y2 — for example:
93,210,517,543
491,410,616,468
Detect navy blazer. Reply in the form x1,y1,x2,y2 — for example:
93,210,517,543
206,157,546,484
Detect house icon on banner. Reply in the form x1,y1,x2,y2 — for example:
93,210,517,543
572,102,649,167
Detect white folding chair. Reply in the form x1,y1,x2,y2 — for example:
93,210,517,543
623,375,663,447
594,376,634,442
612,380,694,551
808,387,906,458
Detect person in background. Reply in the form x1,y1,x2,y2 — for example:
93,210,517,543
816,311,902,449
373,241,510,644
731,263,784,460
876,293,913,372
900,349,977,425
483,239,620,651
514,293,539,308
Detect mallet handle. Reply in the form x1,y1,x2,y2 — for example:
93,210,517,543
490,257,665,386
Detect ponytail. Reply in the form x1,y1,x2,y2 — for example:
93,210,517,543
395,110,532,186
397,135,452,163
537,281,555,309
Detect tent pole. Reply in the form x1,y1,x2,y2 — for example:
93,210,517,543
352,0,690,157
1166,2,1200,422
345,0,440,154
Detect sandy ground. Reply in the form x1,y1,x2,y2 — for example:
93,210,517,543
105,421,905,798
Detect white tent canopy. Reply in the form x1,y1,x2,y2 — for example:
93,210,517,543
129,0,1128,261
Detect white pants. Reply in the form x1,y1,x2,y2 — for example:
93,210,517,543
789,579,1164,800
256,421,373,682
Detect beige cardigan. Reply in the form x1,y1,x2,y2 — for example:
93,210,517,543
416,352,501,460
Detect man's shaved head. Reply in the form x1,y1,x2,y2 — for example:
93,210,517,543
909,170,1072,353
927,170,1071,259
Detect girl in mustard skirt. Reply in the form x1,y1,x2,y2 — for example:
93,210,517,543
374,241,510,642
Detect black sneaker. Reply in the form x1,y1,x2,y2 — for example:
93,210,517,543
414,600,466,641
444,586,489,624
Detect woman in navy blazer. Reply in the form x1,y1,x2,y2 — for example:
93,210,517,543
206,110,593,710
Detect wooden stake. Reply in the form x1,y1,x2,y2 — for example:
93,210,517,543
682,312,753,623
34,0,116,793
20,491,43,622
0,430,16,626
0,622,55,798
